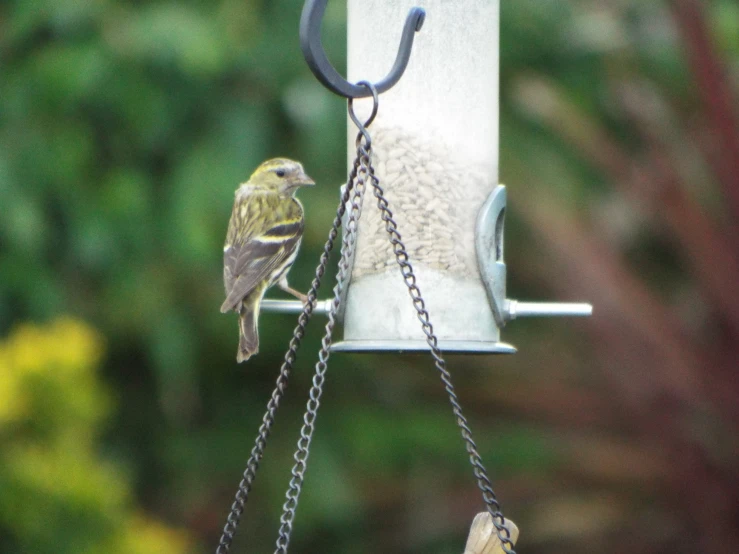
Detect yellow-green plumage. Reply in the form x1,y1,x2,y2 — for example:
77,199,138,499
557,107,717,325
221,158,314,363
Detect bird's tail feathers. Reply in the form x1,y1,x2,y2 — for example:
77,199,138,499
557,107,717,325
237,299,260,363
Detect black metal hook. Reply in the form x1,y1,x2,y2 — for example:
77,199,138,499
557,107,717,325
299,0,426,99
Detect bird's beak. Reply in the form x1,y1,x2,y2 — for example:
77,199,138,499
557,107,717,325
298,171,315,186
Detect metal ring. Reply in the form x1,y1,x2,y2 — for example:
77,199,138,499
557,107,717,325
348,81,379,127
348,81,379,146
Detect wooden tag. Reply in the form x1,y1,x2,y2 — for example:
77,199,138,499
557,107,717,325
463,512,519,554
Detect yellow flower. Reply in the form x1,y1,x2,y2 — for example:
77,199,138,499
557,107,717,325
115,515,192,554
48,317,105,374
6,322,49,375
0,346,25,423
0,317,193,554
5,317,103,375
0,318,109,435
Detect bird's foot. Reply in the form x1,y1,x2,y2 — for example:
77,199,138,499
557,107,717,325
279,281,310,304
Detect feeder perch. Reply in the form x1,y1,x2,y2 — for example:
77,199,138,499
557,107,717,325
263,0,591,354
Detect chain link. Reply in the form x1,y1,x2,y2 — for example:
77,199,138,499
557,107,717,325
272,85,378,554
217,79,514,554
368,171,516,553
214,159,362,554
359,85,517,552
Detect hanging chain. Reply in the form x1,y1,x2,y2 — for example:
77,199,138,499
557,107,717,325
359,85,517,553
217,78,514,554
215,159,362,554
272,84,378,554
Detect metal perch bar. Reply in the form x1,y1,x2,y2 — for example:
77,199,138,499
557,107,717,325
263,298,592,320
263,299,592,327
261,299,333,315
506,300,593,320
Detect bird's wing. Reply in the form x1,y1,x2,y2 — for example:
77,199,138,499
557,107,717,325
221,221,303,313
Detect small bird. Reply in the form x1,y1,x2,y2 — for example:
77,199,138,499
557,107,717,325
221,158,315,362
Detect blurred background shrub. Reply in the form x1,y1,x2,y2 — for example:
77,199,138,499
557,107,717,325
0,318,191,554
0,0,737,553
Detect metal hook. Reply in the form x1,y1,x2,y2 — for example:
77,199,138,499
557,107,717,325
299,0,426,98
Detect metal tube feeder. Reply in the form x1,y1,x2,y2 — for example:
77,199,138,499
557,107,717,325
263,0,592,353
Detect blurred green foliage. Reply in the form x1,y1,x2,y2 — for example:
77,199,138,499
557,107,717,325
1,0,738,553
0,318,191,553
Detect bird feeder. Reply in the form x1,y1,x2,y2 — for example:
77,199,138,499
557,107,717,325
215,3,582,552
263,0,591,353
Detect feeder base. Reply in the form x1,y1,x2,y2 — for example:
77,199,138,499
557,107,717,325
330,340,517,354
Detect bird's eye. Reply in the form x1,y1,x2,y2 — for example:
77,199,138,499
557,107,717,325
275,169,286,178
